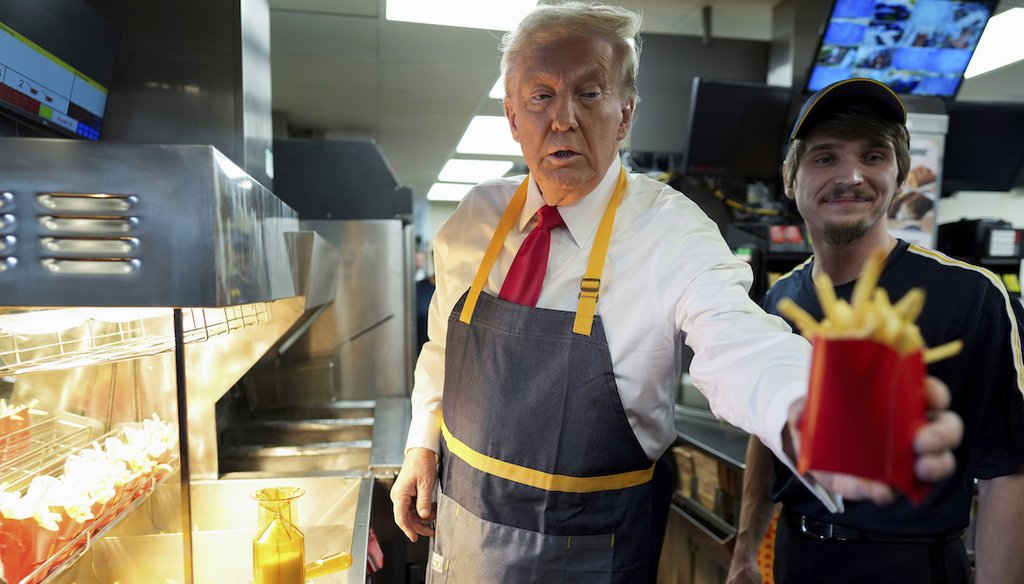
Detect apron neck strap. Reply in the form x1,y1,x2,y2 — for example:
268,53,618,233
459,167,628,337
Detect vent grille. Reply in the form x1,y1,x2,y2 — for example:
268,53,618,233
35,192,142,276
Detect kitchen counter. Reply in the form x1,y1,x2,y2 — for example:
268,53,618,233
673,406,750,471
189,475,372,584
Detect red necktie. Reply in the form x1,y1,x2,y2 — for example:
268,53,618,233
498,205,565,306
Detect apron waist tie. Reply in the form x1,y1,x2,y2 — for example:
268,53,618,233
442,420,655,493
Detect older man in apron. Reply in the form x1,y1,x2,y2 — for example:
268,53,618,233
428,166,668,581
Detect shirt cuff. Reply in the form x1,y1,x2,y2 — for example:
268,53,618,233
405,410,442,454
761,384,845,514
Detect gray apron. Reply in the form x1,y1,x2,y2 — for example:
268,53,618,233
429,170,665,583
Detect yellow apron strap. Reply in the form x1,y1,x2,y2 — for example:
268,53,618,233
459,166,629,337
573,168,628,336
459,178,530,325
442,419,655,493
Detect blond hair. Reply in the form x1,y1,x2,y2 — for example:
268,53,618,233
499,2,642,101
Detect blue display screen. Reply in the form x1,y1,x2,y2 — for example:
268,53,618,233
807,0,998,97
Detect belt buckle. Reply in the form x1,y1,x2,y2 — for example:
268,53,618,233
800,516,833,540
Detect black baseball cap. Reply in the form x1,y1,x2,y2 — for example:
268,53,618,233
790,78,907,142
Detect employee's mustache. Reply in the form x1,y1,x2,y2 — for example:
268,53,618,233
823,187,874,202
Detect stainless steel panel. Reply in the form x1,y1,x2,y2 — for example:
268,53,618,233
248,220,412,404
189,475,371,584
45,475,371,584
221,418,374,446
369,396,410,478
41,258,140,275
0,139,299,307
248,400,375,421
285,230,340,310
38,215,138,233
40,236,139,254
217,400,376,475
240,0,274,190
87,0,274,189
37,193,138,213
270,139,407,221
219,441,372,474
184,296,309,479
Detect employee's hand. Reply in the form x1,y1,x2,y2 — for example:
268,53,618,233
787,375,963,504
725,562,762,584
912,376,962,480
391,447,439,542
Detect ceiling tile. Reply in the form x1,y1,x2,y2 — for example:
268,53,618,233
270,0,378,18
271,11,378,60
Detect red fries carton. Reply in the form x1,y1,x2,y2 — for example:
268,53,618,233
778,249,962,504
798,338,930,503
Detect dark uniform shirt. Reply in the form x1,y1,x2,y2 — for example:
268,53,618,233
765,239,1024,536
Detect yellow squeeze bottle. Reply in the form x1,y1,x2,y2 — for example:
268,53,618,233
305,552,353,579
253,487,306,584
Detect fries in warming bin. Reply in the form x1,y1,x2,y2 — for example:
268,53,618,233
778,249,962,503
0,413,178,584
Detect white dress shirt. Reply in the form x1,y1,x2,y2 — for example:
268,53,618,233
409,160,822,496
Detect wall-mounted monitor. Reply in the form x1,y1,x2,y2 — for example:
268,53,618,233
807,0,998,98
0,0,118,140
682,77,793,180
941,101,1024,195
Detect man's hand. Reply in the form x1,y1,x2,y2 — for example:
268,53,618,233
787,375,963,504
391,447,439,542
725,562,762,584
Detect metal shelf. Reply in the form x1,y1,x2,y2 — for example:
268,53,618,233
0,304,271,376
0,413,179,584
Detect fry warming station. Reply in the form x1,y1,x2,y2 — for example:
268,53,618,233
0,137,378,584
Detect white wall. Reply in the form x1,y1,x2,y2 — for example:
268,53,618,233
937,188,1024,225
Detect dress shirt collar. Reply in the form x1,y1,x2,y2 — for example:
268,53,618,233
521,159,623,248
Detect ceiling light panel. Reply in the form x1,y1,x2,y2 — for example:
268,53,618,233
456,116,522,156
439,159,514,183
489,76,505,99
427,182,474,202
965,8,1024,78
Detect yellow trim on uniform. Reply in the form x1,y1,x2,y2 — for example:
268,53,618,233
908,244,1024,396
441,419,655,493
770,254,814,286
459,167,629,337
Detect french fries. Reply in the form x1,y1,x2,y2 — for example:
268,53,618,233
778,248,962,364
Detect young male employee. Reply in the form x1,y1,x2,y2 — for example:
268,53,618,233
726,78,1024,584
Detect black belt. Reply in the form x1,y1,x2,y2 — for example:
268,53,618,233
784,512,963,544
